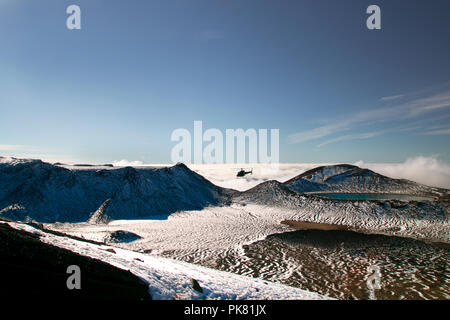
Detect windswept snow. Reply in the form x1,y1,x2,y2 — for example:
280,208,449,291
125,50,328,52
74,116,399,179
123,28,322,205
50,190,449,270
2,221,330,300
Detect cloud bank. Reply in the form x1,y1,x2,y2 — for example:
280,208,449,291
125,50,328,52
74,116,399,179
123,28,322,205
112,156,450,190
112,159,146,167
188,163,327,191
191,157,450,191
355,156,450,189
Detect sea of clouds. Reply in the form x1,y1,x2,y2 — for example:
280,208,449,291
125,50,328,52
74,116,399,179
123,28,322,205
355,156,450,189
113,156,450,191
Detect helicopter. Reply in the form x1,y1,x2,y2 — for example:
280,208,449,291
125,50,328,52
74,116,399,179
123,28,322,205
236,168,253,177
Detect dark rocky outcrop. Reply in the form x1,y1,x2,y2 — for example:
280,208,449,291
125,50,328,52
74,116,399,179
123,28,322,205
0,223,151,300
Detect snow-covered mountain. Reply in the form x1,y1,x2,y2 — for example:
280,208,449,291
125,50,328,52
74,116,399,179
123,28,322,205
0,157,448,233
0,157,231,222
234,178,447,221
230,178,448,242
283,164,442,195
1,158,447,300
232,180,304,206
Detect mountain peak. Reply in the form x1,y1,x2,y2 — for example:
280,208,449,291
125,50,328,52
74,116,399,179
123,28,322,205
174,162,189,169
284,164,431,194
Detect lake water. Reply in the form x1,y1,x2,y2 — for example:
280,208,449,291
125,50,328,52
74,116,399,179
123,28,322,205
309,193,434,202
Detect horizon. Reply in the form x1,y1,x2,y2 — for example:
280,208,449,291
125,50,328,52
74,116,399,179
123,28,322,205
2,154,449,189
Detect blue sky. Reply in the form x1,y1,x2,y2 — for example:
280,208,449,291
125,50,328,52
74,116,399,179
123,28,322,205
1,0,449,164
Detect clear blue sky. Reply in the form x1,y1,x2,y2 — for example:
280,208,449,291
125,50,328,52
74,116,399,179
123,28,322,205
1,0,449,164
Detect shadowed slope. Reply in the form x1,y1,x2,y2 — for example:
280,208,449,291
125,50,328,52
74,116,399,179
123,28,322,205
0,159,232,222
0,222,151,300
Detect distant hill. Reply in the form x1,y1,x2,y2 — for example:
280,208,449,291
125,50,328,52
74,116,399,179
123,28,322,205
232,180,305,207
283,164,443,195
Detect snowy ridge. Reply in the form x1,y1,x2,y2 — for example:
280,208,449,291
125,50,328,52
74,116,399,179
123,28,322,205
232,180,299,205
0,158,231,222
1,158,448,243
284,164,443,195
3,220,330,300
232,180,449,242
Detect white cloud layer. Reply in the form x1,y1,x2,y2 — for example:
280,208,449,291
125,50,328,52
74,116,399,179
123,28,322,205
5,155,448,190
188,163,330,191
355,156,450,189
111,157,450,190
112,159,146,167
189,157,450,191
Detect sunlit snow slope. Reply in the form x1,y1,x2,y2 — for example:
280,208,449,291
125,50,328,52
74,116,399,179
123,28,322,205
3,220,330,300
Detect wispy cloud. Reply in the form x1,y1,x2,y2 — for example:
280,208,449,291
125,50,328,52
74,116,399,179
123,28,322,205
316,126,419,148
316,131,384,148
288,122,349,144
422,128,450,135
288,83,450,146
409,90,450,116
380,94,405,101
